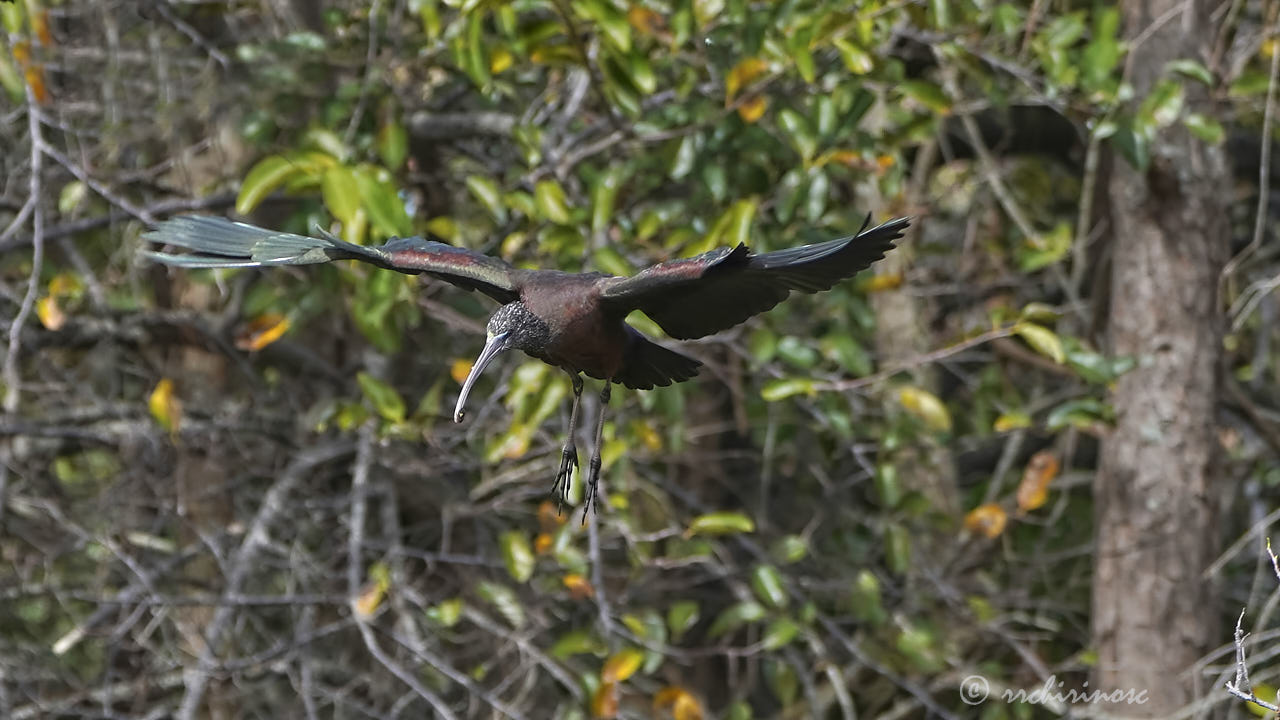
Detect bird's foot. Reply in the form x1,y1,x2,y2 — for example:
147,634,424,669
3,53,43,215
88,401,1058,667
552,444,578,515
580,455,603,526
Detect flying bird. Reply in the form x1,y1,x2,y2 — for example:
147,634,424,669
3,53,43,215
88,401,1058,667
144,214,907,518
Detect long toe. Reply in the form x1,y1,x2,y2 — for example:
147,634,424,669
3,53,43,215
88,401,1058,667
552,445,578,515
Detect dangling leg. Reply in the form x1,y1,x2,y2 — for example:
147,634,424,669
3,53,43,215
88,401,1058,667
582,381,611,525
552,372,583,513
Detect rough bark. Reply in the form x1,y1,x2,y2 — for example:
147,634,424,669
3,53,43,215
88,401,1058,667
1092,0,1227,713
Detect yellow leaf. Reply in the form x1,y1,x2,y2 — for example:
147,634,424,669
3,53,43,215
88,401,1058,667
235,313,291,352
592,680,619,718
1016,450,1058,513
993,412,1032,432
725,57,767,105
33,9,53,47
964,503,1007,539
148,379,182,435
863,272,903,292
1015,322,1065,364
737,94,767,123
48,272,82,298
538,500,568,531
450,358,473,385
36,296,64,330
655,687,705,720
897,386,952,432
563,573,595,599
636,420,663,451
628,6,664,35
534,533,553,555
490,47,514,74
602,647,645,683
353,581,385,618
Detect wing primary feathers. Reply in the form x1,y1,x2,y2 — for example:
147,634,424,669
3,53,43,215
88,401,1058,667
600,215,908,340
144,215,522,302
143,215,378,268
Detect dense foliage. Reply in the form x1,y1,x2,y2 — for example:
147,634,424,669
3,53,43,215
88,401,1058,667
2,0,1277,717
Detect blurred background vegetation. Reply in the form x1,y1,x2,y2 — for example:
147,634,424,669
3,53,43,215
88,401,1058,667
1,0,1278,717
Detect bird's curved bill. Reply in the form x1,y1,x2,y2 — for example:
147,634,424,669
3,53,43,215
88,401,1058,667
453,331,511,423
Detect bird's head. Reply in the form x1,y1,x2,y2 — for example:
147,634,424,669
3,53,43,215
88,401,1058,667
453,302,551,423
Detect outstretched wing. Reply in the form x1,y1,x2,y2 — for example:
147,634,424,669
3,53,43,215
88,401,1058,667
599,216,908,339
143,215,520,303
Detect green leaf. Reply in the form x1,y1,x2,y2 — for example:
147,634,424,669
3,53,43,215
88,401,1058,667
1018,221,1072,271
581,0,630,52
476,580,525,629
667,600,700,640
777,109,816,162
834,38,874,74
1014,322,1065,364
1046,398,1113,431
500,530,535,583
708,600,765,638
884,523,911,575
1184,113,1225,144
761,377,815,402
750,565,789,609
0,2,23,35
761,617,801,650
1167,59,1213,86
1081,7,1121,92
377,119,409,170
534,179,572,225
0,53,22,102
899,80,952,115
551,629,603,658
629,53,655,95
770,535,808,564
237,155,301,215
687,511,755,536
466,175,507,224
726,198,756,247
425,597,463,627
465,11,491,87
322,165,361,225
58,181,87,215
355,167,413,237
1138,79,1184,133
1110,121,1150,171
875,463,901,508
591,165,626,236
670,134,698,180
302,127,349,162
850,570,886,624
357,372,406,423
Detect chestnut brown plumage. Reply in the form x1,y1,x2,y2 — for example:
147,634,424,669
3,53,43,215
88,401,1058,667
144,214,908,517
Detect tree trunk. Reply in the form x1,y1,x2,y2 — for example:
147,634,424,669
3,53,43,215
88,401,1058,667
1092,0,1227,713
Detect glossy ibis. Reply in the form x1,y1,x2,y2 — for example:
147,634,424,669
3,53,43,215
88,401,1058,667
144,214,908,516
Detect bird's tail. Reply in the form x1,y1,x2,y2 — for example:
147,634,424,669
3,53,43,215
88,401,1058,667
142,215,377,268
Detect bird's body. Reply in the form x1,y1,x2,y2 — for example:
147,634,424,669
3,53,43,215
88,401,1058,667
144,213,908,516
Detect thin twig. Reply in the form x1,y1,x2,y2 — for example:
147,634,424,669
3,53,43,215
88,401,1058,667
1225,609,1280,712
812,326,1017,393
4,82,46,415
175,443,354,720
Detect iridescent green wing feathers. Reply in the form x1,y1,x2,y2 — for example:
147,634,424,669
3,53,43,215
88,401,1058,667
143,215,520,302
